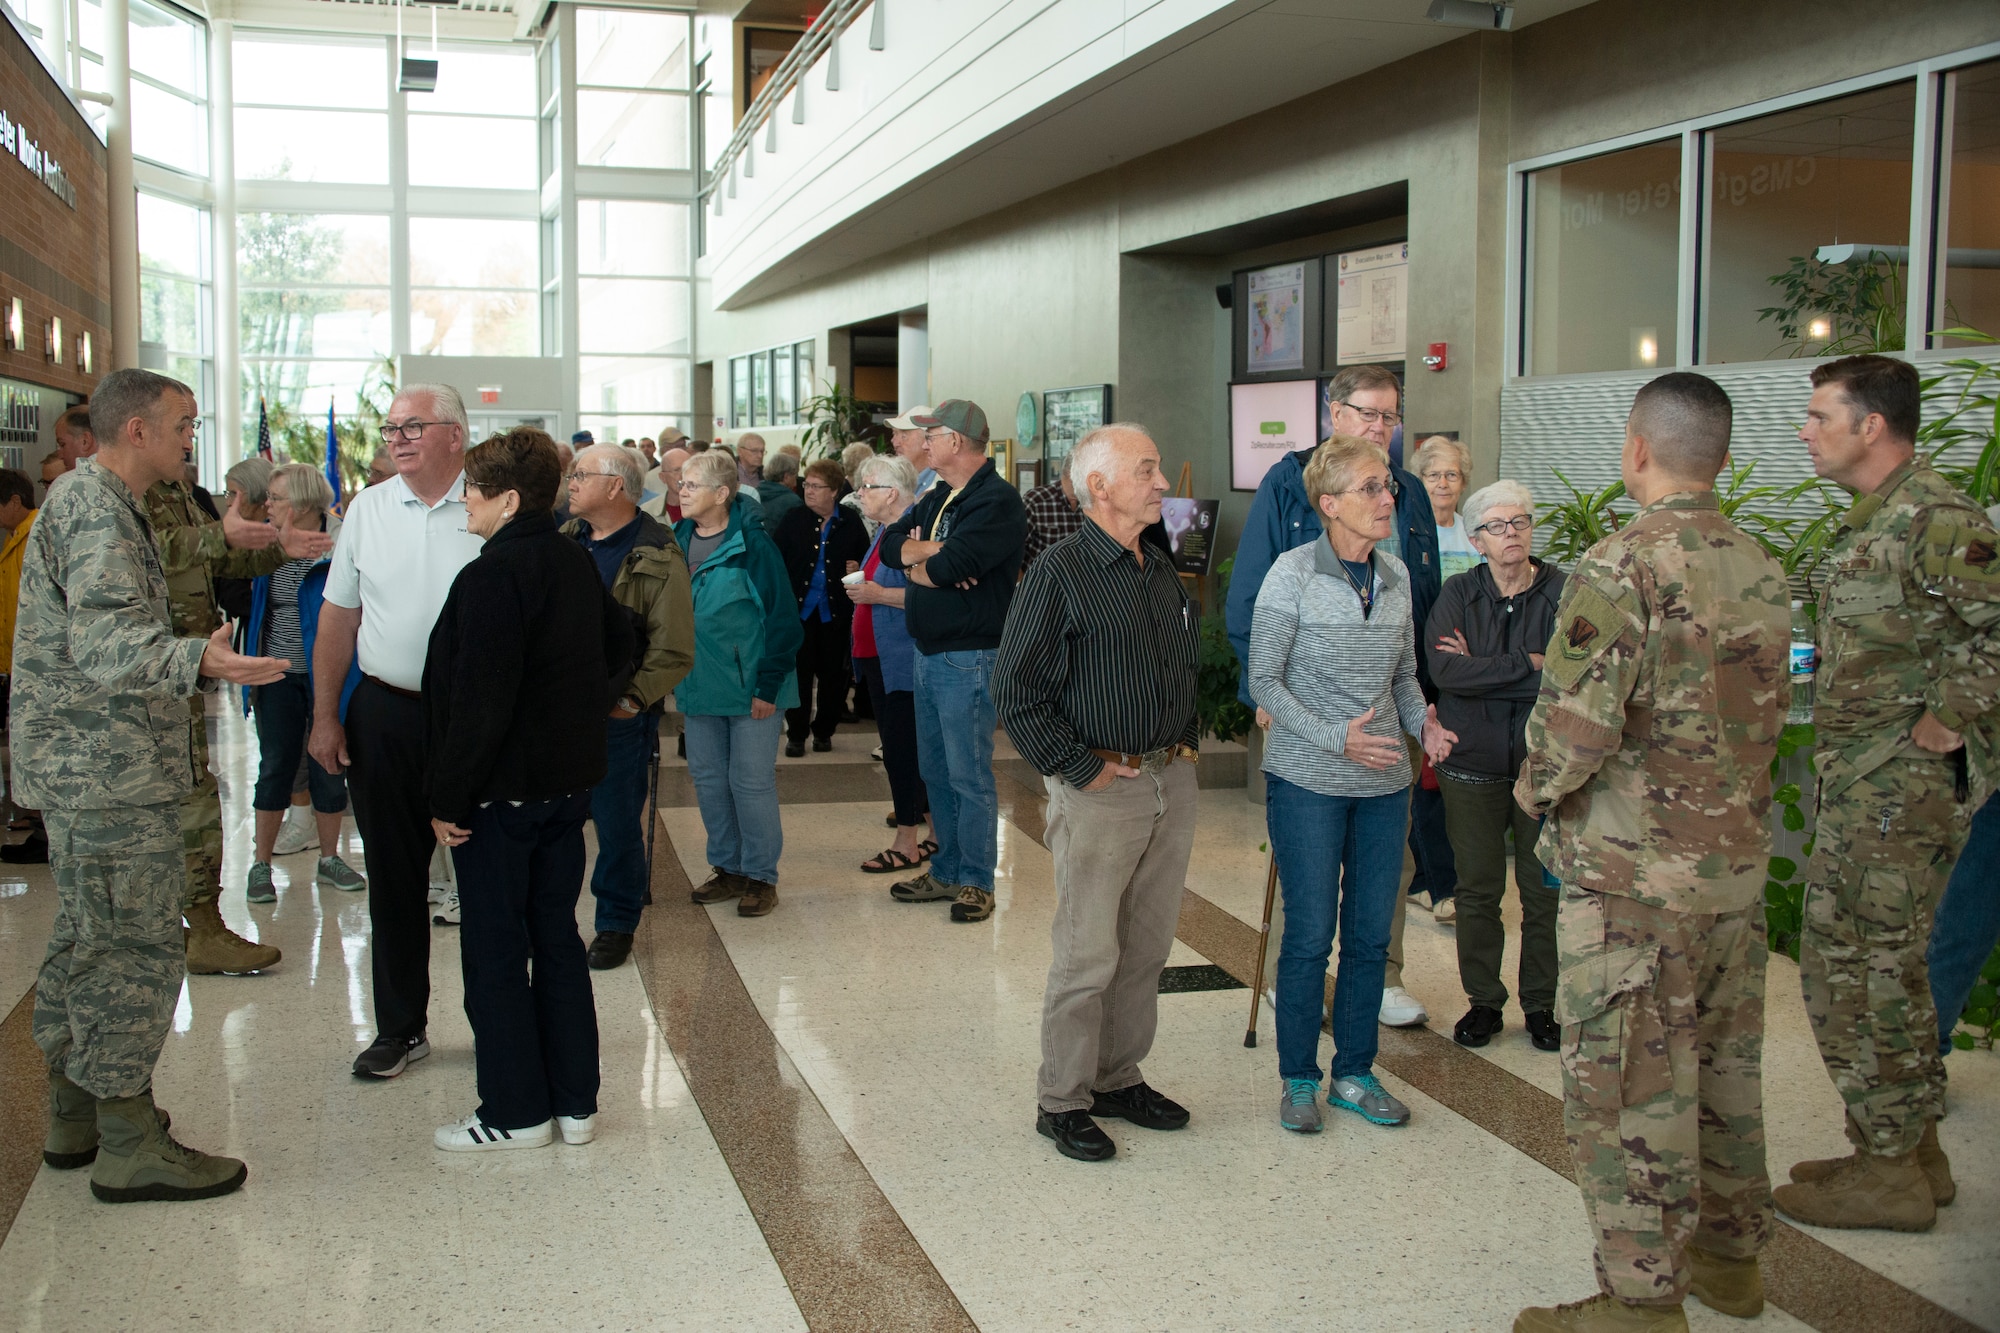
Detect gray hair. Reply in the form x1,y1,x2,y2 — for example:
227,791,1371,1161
1411,436,1471,482
762,451,800,483
224,456,274,504
396,382,469,443
841,442,875,479
576,443,643,502
683,450,739,491
856,452,917,502
1067,423,1153,512
1461,479,1535,534
89,368,192,445
269,462,334,518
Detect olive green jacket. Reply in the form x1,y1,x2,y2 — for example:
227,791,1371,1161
562,512,695,711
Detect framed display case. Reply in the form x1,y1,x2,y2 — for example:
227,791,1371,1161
1041,384,1112,470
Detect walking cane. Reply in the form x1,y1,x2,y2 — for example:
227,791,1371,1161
1243,851,1279,1048
642,718,662,906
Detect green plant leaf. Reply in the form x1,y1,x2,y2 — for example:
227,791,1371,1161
1953,1031,1976,1050
1768,856,1797,880
1773,784,1801,805
1782,804,1805,831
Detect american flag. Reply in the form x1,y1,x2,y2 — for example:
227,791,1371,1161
255,398,273,462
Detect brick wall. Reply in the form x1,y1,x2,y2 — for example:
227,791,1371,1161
0,11,108,403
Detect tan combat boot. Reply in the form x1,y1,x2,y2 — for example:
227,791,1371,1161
1514,1293,1688,1333
44,1068,99,1169
1686,1249,1763,1318
90,1094,247,1203
1773,1151,1935,1231
184,894,281,974
1915,1120,1955,1205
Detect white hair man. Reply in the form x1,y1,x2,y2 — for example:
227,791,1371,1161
309,382,487,1080
562,443,694,970
885,406,937,495
736,433,767,488
995,423,1200,1163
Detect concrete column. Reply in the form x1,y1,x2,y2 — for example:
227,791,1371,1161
388,36,410,364
103,0,140,370
896,308,927,409
211,19,241,464
42,0,70,93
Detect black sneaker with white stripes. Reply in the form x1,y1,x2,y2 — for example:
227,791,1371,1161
351,1033,430,1080
434,1114,553,1152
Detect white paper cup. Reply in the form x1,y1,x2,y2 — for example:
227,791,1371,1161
842,571,865,586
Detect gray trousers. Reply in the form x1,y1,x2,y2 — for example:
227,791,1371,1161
1038,761,1198,1113
1440,771,1557,1013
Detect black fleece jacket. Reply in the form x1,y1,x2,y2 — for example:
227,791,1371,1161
423,511,637,824
775,501,870,620
878,458,1029,654
1423,558,1567,781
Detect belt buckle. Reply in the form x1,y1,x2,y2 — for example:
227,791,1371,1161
1139,748,1170,774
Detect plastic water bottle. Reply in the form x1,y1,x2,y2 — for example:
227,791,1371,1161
1788,599,1815,725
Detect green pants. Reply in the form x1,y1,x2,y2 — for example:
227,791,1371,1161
1801,755,1966,1156
33,803,188,1099
1440,772,1558,1013
181,692,223,912
1558,886,1771,1305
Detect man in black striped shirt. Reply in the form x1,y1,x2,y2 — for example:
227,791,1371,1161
996,423,1201,1163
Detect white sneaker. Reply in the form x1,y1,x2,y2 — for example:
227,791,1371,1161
434,1114,552,1152
433,889,460,925
1379,985,1428,1028
428,883,449,905
556,1113,597,1145
272,806,319,855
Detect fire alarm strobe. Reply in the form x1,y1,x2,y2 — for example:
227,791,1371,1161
1423,342,1448,372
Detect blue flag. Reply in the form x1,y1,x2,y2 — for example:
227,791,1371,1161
324,398,342,509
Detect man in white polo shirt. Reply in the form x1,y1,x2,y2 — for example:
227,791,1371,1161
309,384,486,1079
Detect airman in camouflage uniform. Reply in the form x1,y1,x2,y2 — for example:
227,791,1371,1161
1514,373,1790,1333
1775,355,2000,1234
13,369,285,1203
143,474,317,974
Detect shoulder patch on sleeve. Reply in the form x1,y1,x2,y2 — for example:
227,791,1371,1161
1919,515,2000,586
1542,580,1632,694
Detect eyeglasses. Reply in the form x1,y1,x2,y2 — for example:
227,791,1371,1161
677,479,725,492
855,483,899,493
380,420,446,443
1336,401,1403,428
570,469,623,482
1334,477,1401,501
802,480,835,492
1422,470,1463,485
1472,515,1535,536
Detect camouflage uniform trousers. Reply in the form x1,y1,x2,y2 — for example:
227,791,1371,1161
1800,755,1968,1157
1556,884,1772,1305
32,803,188,1098
181,691,223,913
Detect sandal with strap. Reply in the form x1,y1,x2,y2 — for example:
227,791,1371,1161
918,839,939,858
861,847,927,874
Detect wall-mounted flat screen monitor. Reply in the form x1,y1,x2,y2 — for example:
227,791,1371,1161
1231,379,1319,492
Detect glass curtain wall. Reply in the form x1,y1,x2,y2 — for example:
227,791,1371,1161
571,6,696,446
234,30,541,453
1942,60,2000,346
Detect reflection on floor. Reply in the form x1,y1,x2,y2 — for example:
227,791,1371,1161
0,710,1990,1331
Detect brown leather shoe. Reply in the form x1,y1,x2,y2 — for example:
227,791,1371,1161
690,868,744,905
737,879,777,917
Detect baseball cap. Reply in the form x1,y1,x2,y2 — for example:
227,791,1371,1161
885,405,934,431
570,430,594,445
911,400,989,445
658,426,687,446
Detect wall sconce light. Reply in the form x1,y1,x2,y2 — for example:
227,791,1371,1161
1631,327,1659,369
77,330,92,374
4,298,22,352
1807,317,1832,342
45,317,63,365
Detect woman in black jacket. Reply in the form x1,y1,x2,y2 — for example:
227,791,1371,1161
1423,480,1567,1055
424,427,635,1153
774,458,870,756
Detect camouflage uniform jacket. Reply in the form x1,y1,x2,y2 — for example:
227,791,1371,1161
1515,491,1790,915
10,458,210,810
142,479,285,638
1813,459,2000,808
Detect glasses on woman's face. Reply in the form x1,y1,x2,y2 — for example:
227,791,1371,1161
1335,477,1400,501
855,483,897,493
803,480,834,493
1423,470,1463,485
677,479,721,492
1473,515,1534,537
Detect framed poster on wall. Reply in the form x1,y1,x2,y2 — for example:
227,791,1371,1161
1334,242,1409,365
1231,379,1319,492
1042,384,1112,470
1232,258,1324,382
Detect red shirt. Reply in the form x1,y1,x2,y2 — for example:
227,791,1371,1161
851,540,882,658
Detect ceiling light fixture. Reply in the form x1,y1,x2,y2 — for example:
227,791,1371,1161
1426,0,1514,31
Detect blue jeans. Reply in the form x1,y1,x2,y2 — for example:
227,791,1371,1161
911,648,999,892
588,712,657,933
684,711,784,885
1407,778,1457,905
1930,790,2000,1053
1266,774,1409,1082
251,673,348,813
